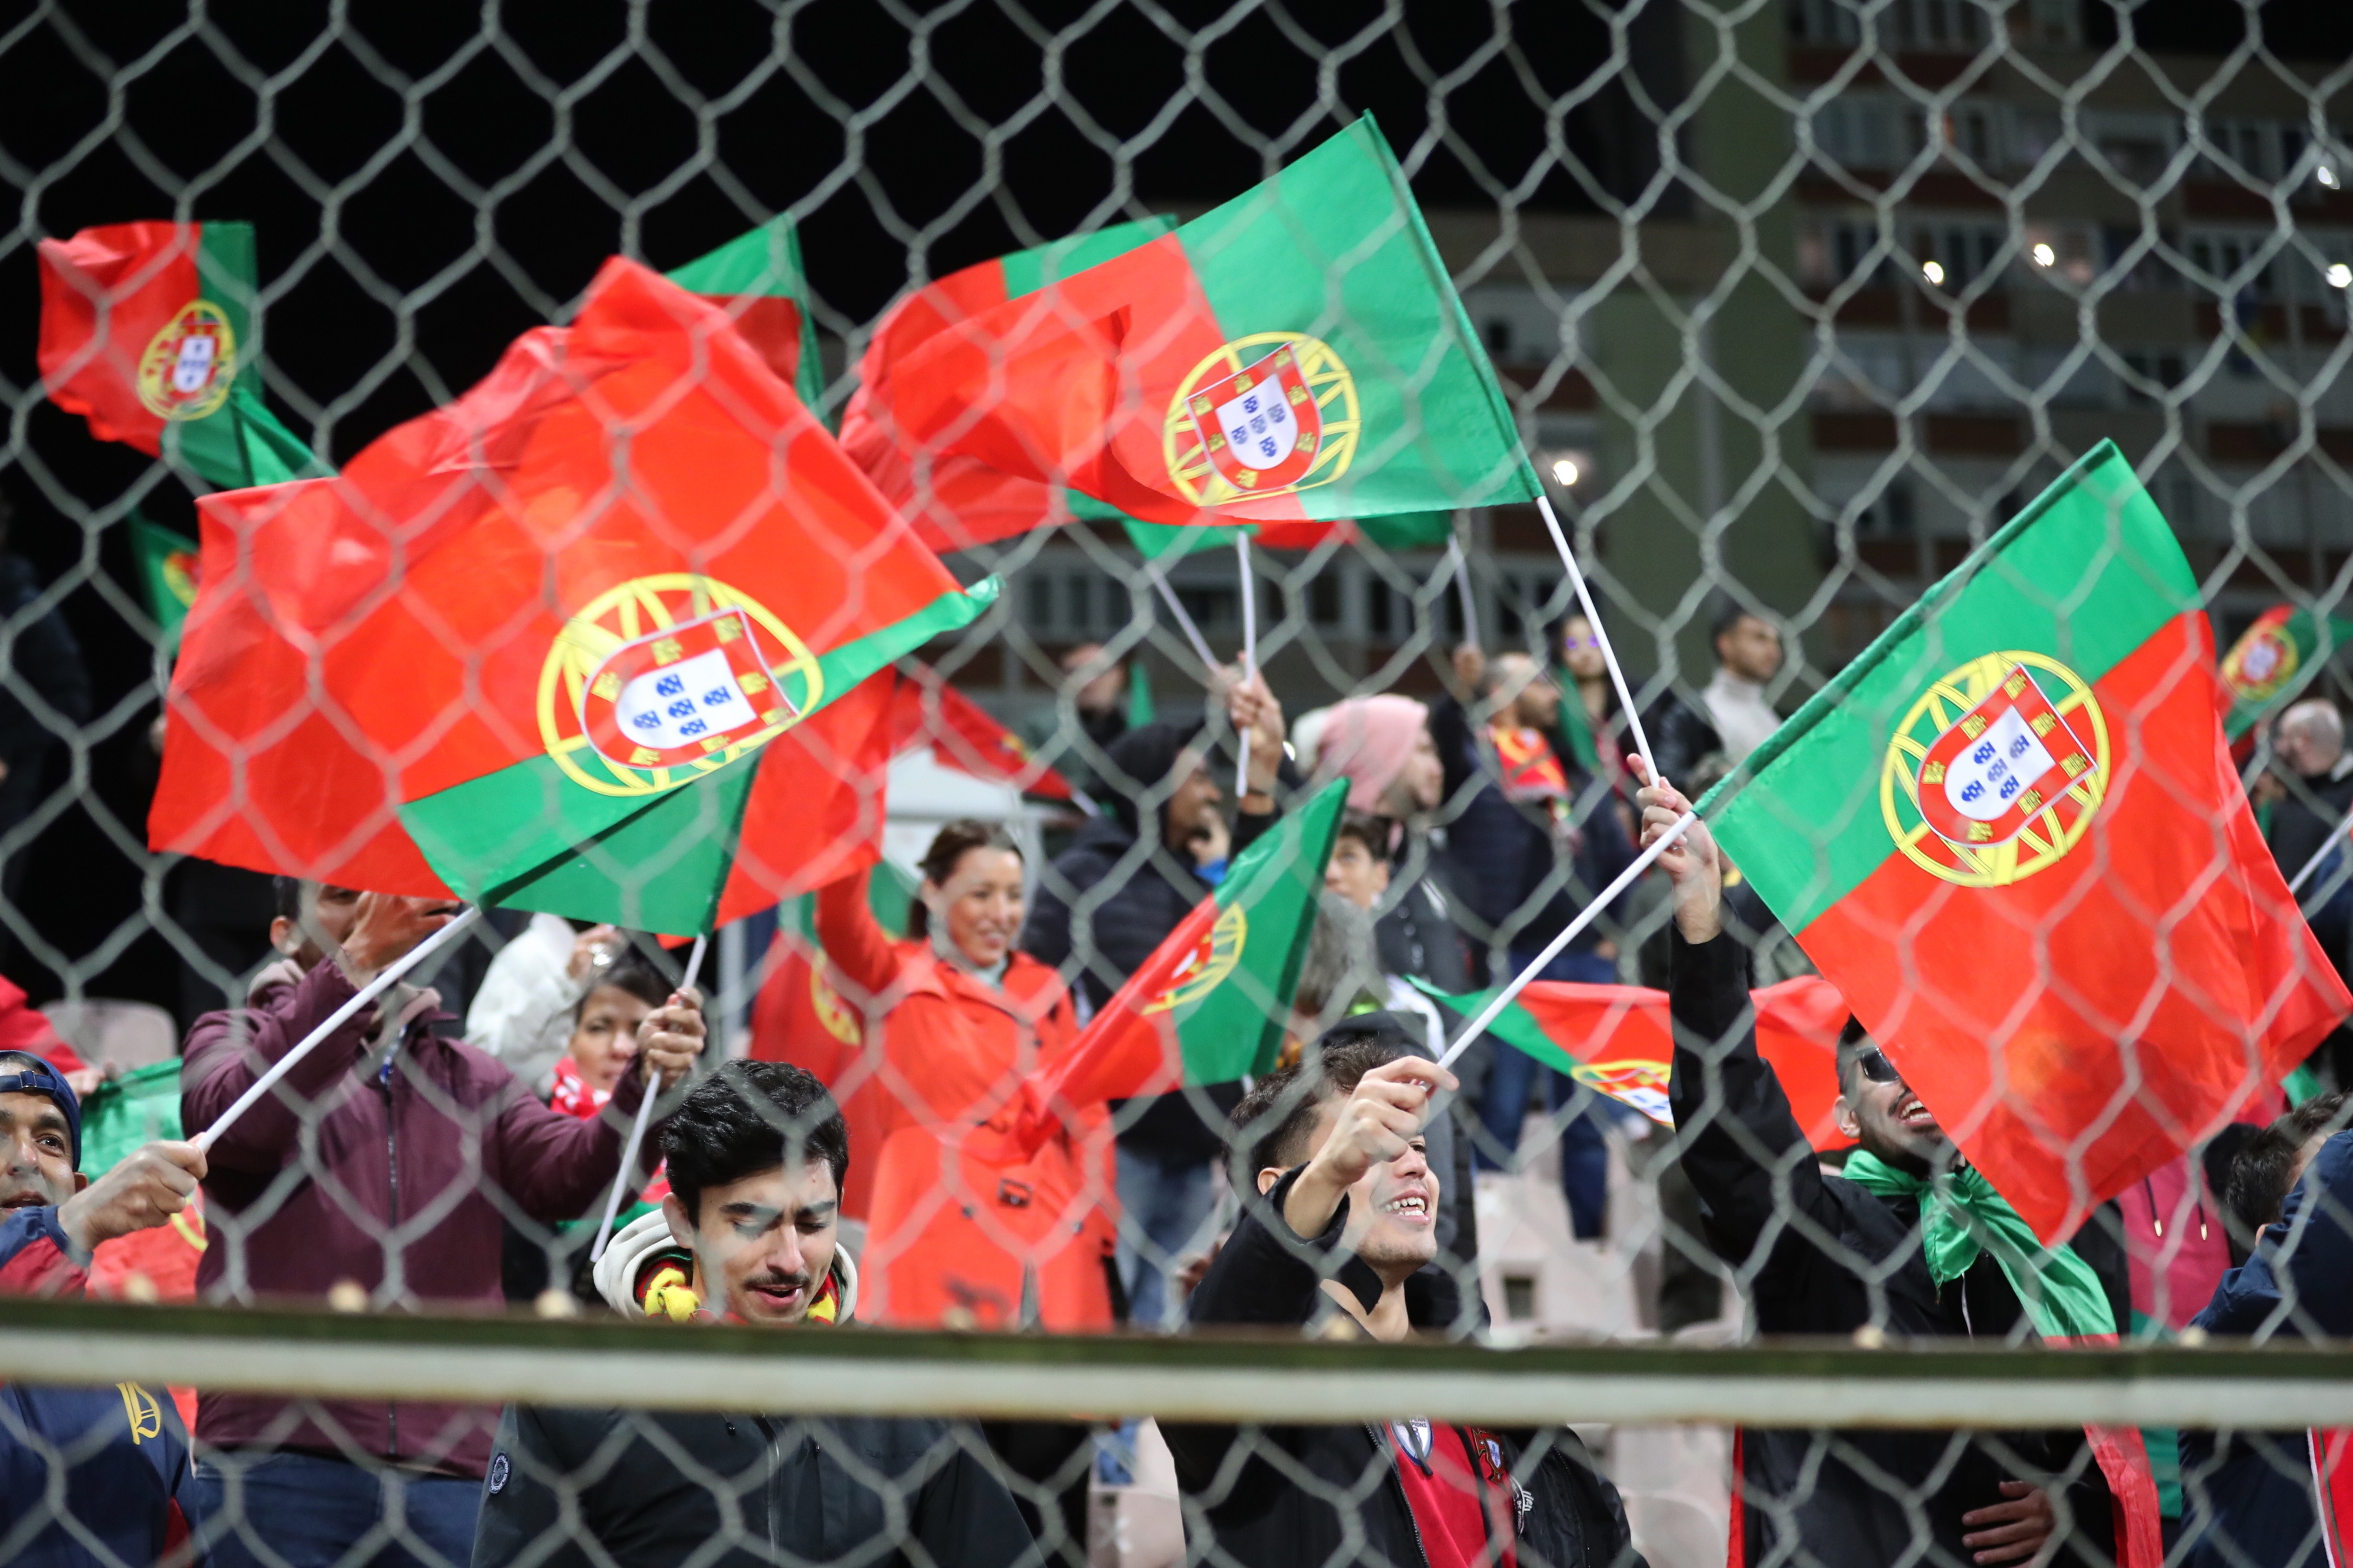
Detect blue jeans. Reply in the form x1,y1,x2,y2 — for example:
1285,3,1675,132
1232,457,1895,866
1474,946,1618,1239
1115,1143,1219,1329
195,1451,481,1568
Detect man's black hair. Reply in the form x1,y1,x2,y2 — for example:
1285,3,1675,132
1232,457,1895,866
1833,1015,1875,1095
1231,1018,1414,1176
1709,597,1763,647
273,876,304,923
2223,1092,2351,1250
577,959,671,1019
660,1060,849,1222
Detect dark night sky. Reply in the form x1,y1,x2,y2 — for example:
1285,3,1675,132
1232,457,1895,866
0,0,2337,1006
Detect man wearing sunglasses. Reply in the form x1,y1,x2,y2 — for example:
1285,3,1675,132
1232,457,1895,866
1635,766,2151,1568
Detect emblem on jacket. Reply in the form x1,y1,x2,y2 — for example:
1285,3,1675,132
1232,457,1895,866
1880,652,2108,888
1164,335,1357,506
538,575,821,798
137,301,236,421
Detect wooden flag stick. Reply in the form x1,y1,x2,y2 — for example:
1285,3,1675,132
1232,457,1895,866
1437,810,1695,1070
193,908,482,1153
589,933,707,1263
1536,492,1658,783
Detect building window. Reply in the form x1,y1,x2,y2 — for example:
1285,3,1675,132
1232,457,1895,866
2119,351,2186,406
2187,231,2278,301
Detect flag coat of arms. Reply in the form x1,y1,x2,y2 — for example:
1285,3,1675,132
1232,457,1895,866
149,256,987,934
38,221,319,490
839,219,1176,551
2218,602,2351,740
1706,440,2350,1242
871,115,1535,529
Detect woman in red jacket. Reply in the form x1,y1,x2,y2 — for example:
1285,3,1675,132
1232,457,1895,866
812,820,1115,1333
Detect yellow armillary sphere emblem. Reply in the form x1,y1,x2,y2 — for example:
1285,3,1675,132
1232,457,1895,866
1163,332,1358,506
536,574,821,799
1879,650,2109,889
135,300,236,421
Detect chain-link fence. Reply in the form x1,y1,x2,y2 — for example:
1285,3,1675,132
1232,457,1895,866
3,2,2353,1567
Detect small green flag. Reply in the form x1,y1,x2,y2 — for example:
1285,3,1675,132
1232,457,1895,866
78,1060,184,1177
128,514,202,641
2219,603,2353,740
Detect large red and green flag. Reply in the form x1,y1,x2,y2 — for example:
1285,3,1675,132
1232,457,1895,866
149,256,992,935
128,513,202,642
1121,513,1455,561
38,221,321,490
889,662,1075,802
1014,779,1348,1147
840,219,1176,551
2218,602,2353,740
1706,440,2349,1242
872,116,1536,529
665,217,827,415
1415,975,1851,1145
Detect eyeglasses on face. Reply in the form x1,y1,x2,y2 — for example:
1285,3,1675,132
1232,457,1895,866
1852,1048,1903,1085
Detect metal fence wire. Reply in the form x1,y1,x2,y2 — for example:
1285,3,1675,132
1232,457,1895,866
1,2,2352,1567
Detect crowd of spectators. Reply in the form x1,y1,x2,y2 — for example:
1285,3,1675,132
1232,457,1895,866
1,592,2348,1568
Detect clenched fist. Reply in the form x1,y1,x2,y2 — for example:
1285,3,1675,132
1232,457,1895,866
58,1140,206,1253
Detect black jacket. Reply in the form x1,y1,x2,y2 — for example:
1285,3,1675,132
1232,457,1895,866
0,552,91,766
471,1402,1034,1568
1428,692,1634,966
1019,721,1284,1161
1669,925,2129,1568
1374,835,1475,995
1644,692,1722,789
1163,1167,1644,1568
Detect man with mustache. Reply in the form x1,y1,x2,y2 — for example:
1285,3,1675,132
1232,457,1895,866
0,1051,207,1564
1637,769,2156,1568
473,1060,1035,1568
183,881,702,1568
1162,1016,1645,1568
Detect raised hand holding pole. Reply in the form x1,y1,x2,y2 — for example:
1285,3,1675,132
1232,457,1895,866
590,933,706,1263
193,908,483,1153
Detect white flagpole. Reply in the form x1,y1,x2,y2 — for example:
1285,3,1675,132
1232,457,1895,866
1535,492,1658,782
1145,561,1218,671
193,908,482,1153
2288,803,2353,901
589,933,707,1263
1447,533,1481,651
1234,534,1258,795
1437,811,1696,1070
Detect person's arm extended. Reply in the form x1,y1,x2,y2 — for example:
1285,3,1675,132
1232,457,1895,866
492,992,702,1223
181,962,376,1172
1638,770,1834,1268
813,868,905,1002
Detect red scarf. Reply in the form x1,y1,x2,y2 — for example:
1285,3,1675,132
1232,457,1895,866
1491,725,1569,803
554,1056,671,1203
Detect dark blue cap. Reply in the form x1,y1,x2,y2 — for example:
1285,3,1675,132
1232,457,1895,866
0,1054,81,1169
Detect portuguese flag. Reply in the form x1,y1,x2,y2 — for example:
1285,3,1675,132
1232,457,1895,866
150,256,992,934
874,115,1535,529
2219,602,2352,740
840,219,1175,551
1416,975,1850,1145
128,513,201,642
1121,513,1455,561
749,859,916,1220
889,662,1075,802
1014,779,1347,1146
665,217,828,415
38,221,319,489
1707,441,2349,1242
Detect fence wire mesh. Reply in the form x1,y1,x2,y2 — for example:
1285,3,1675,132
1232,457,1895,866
1,2,2352,1567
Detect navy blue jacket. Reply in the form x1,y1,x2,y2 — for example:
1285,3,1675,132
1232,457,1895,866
2179,1130,2353,1568
0,1207,202,1567
1428,692,1634,967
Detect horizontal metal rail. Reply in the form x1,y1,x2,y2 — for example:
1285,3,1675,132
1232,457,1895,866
1,1299,2348,1429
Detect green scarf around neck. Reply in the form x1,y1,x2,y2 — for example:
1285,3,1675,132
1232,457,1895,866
1842,1150,2115,1342
1551,665,1602,772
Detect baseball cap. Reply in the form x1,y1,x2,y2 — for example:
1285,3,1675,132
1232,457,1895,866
0,1053,82,1169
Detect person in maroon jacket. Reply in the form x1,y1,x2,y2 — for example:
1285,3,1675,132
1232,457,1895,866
182,882,702,1568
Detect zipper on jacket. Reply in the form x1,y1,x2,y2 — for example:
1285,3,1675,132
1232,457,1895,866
376,1054,401,1461
754,1416,782,1550
1369,1421,1434,1568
